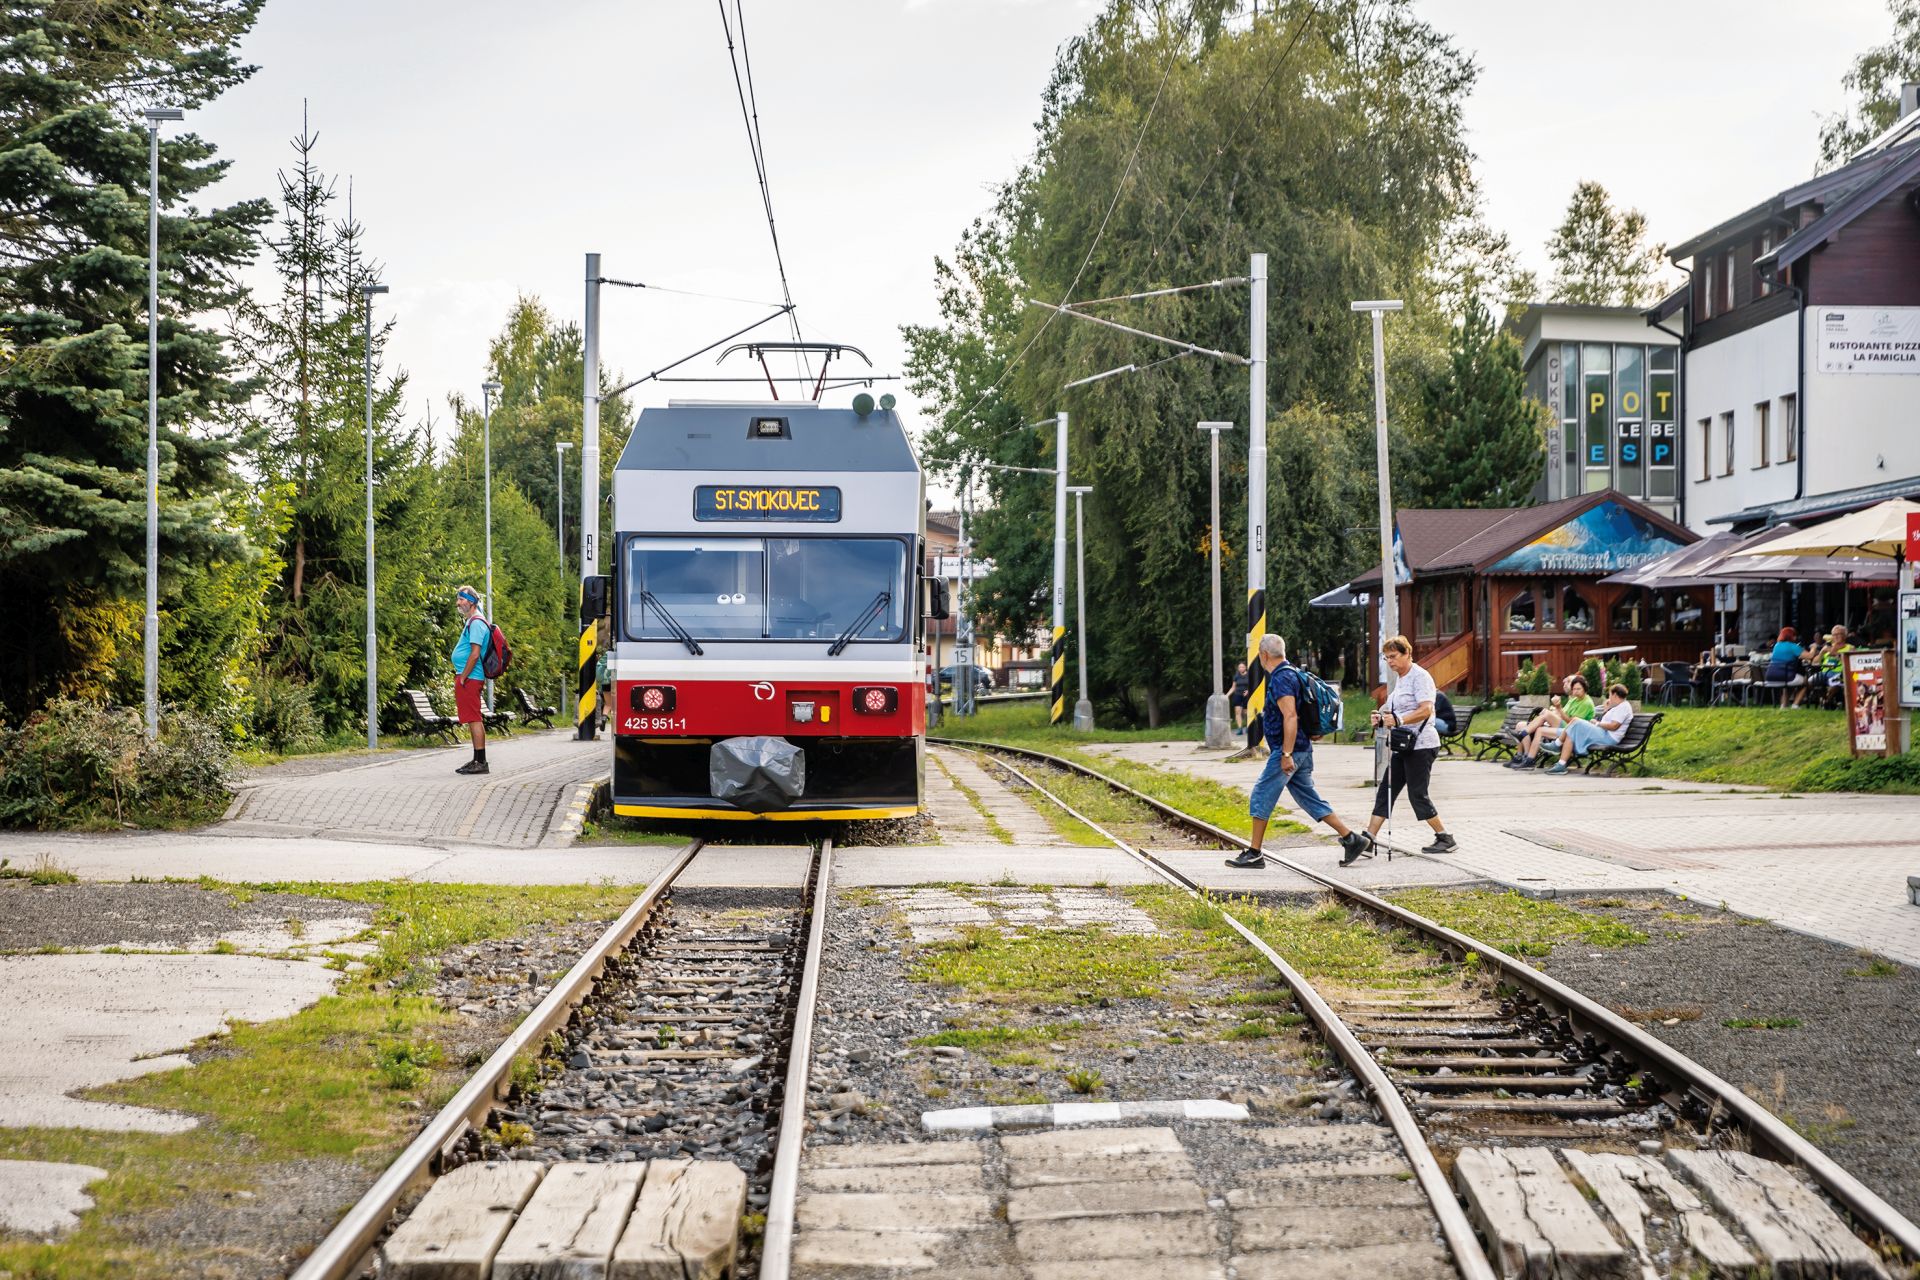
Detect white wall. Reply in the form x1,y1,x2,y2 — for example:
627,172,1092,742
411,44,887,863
1804,329,1920,497
1681,312,1800,531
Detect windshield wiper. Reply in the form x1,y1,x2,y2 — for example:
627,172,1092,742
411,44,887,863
641,591,704,656
828,590,890,656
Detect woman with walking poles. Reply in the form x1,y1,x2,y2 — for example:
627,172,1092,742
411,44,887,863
1364,635,1456,858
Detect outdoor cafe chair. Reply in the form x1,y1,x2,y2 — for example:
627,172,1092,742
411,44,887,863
1658,661,1699,707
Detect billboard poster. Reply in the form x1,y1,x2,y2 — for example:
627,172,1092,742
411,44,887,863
1487,499,1690,574
1844,651,1889,755
1900,591,1920,710
1816,307,1920,374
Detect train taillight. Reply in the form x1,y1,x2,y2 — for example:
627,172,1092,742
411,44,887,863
631,685,676,714
854,686,898,715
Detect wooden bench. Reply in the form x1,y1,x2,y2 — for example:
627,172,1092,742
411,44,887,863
1471,704,1532,761
402,688,458,743
483,697,517,736
1437,702,1481,757
514,686,559,730
1577,711,1663,775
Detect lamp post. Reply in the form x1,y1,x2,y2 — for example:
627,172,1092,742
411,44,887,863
1198,422,1234,748
361,282,389,750
141,106,183,740
1068,486,1094,731
1243,253,1268,750
481,380,502,713
1351,298,1403,781
1051,412,1068,725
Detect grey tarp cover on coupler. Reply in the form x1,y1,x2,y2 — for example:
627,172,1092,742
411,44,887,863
710,736,806,811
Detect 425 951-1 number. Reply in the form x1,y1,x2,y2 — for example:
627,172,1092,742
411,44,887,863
621,715,688,732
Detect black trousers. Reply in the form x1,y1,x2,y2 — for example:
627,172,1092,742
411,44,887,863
1373,746,1439,821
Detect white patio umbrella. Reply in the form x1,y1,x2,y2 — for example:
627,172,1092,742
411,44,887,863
1731,498,1920,564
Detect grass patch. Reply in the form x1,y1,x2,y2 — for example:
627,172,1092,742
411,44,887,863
1063,1066,1105,1094
911,1022,1085,1051
930,756,1015,843
1638,705,1920,793
0,880,634,1277
1617,1004,1705,1025
911,924,1180,1002
1723,1016,1802,1030
578,818,697,846
0,853,79,885
1137,887,1449,989
937,699,1207,748
1390,888,1649,958
1844,954,1901,979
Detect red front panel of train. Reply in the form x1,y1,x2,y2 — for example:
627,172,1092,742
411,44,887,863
613,679,924,737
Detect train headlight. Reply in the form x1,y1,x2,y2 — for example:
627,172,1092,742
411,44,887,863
854,686,898,714
632,685,676,714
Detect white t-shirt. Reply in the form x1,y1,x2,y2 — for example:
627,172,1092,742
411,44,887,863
1383,662,1442,751
1595,699,1633,744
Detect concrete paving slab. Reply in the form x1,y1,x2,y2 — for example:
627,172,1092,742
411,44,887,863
1008,1178,1208,1222
0,952,340,1132
804,1162,985,1193
796,1191,993,1232
0,1159,108,1236
1030,1262,1225,1280
791,1229,947,1271
805,1140,984,1168
1232,1205,1434,1251
834,846,1155,887
1230,1243,1453,1280
1012,1212,1218,1261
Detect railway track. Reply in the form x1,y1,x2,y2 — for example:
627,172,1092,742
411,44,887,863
289,837,833,1280
942,738,1920,1280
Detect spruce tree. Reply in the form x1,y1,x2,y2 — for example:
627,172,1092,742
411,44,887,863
0,3,269,716
1411,296,1545,509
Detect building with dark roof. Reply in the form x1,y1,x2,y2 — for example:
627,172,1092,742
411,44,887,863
1338,490,1700,694
1649,89,1920,536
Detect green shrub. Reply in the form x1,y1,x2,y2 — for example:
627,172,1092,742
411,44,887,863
1604,659,1643,700
1514,661,1551,697
0,698,232,829
249,672,324,753
1579,657,1607,696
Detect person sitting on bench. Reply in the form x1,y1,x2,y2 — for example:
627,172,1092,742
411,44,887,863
1545,683,1632,774
1507,675,1594,769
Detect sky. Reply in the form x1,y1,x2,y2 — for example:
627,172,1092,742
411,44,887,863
190,0,1894,456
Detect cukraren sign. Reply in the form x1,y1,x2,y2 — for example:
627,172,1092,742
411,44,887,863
1817,307,1920,374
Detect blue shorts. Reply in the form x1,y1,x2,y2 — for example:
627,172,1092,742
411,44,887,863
1249,745,1333,823
1566,719,1616,756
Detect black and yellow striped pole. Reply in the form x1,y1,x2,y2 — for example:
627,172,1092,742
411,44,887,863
1244,252,1268,752
576,577,605,740
1050,411,1068,725
1244,587,1267,748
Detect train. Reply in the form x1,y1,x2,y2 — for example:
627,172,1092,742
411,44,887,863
599,398,945,822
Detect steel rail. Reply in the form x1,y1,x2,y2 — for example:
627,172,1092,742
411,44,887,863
759,835,833,1280
290,840,705,1280
952,747,1499,1280
942,738,1920,1261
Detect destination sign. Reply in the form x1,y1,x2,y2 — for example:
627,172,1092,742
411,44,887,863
694,485,842,522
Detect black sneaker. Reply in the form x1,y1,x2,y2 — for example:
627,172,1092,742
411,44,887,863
1422,832,1458,854
455,760,490,776
1339,832,1375,865
1224,849,1266,869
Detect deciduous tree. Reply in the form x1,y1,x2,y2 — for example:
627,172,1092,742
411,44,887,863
1818,0,1920,169
1544,180,1665,308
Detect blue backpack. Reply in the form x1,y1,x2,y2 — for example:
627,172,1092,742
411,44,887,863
1274,663,1342,739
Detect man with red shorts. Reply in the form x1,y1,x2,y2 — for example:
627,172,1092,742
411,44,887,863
451,586,491,775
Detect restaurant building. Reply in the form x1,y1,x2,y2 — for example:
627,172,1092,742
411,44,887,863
1649,91,1920,538
1507,303,1684,523
1340,490,1702,695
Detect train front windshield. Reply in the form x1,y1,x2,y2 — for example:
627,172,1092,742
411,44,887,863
626,536,908,644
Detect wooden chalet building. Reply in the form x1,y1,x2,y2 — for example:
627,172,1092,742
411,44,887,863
1340,490,1703,695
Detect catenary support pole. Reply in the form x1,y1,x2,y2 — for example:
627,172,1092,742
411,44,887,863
1244,253,1268,751
1353,299,1404,781
362,283,388,750
957,482,974,717
481,380,501,713
1070,485,1094,731
142,107,181,739
1051,412,1068,725
557,439,573,722
578,253,602,740
1200,422,1234,747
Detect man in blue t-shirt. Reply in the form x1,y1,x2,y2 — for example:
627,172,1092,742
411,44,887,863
1227,634,1371,869
451,586,491,775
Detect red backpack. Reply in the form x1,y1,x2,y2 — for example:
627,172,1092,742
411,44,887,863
481,617,513,679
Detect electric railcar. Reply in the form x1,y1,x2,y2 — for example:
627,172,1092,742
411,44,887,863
605,399,942,821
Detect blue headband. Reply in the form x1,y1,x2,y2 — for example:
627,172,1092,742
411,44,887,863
458,591,479,604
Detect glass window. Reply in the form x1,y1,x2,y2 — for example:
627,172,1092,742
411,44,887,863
627,538,766,641
1720,412,1735,476
1610,588,1646,633
1701,257,1716,319
1781,394,1798,462
1753,401,1770,468
1669,590,1704,631
767,538,908,641
1418,586,1436,638
1505,588,1536,633
1583,344,1611,493
1562,585,1596,633
1561,344,1580,488
1615,345,1645,497
1443,584,1463,635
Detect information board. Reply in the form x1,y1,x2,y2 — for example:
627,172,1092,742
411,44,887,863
1816,307,1920,374
1900,591,1920,710
693,485,841,522
1844,650,1891,756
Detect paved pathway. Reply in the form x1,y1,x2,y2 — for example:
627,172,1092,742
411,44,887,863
1092,741,1920,966
218,730,606,848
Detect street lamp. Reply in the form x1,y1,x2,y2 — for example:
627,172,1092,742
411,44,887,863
361,282,389,750
481,379,502,713
1197,422,1234,748
1068,486,1094,731
1351,298,1403,781
141,105,183,740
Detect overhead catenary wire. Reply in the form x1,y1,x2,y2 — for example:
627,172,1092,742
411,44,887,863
1064,275,1249,309
717,0,811,383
